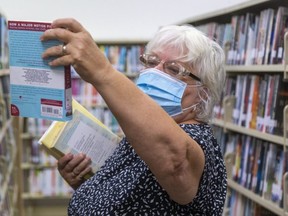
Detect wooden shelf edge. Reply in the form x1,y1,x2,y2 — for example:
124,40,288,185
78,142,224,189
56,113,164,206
225,64,284,72
176,0,281,25
0,145,17,207
0,118,12,142
95,40,148,44
212,118,284,145
21,163,57,170
22,193,71,200
0,69,9,77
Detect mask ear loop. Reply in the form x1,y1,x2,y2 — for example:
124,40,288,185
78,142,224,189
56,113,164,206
182,102,199,113
181,84,204,114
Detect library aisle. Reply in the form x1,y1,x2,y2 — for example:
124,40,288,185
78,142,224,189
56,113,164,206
1,0,288,215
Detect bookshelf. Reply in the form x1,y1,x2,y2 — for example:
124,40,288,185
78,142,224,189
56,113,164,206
0,14,19,216
177,0,288,215
17,42,146,216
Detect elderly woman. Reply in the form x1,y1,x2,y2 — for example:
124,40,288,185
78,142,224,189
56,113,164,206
41,19,227,215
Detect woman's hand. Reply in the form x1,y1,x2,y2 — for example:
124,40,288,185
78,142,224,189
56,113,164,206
57,153,92,190
41,18,113,84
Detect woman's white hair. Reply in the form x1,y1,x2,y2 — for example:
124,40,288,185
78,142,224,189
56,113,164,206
145,25,226,123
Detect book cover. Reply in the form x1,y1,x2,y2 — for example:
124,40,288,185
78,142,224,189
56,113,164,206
233,75,245,124
265,74,280,134
255,141,268,195
8,20,72,121
236,14,246,65
248,75,260,129
251,139,262,192
263,75,275,133
271,145,283,204
38,99,121,179
275,7,288,64
228,15,240,65
263,9,275,65
262,143,277,199
240,135,250,187
271,76,288,136
233,134,242,182
256,74,269,132
239,75,251,127
245,14,259,65
255,9,271,65
246,137,256,190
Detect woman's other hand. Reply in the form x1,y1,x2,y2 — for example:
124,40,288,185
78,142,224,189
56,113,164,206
57,153,92,190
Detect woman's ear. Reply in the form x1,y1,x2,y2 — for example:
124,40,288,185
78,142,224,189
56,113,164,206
198,86,209,102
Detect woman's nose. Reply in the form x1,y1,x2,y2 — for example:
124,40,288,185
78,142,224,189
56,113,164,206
154,61,165,71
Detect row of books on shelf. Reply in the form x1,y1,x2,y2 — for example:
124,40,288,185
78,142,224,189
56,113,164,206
0,74,10,128
0,16,8,69
98,44,145,74
21,136,74,197
0,125,15,186
214,73,288,136
71,79,106,108
0,141,14,182
21,138,56,165
71,44,145,78
196,6,288,66
0,179,17,216
215,126,285,207
226,190,278,216
23,168,73,197
71,76,138,110
0,123,16,215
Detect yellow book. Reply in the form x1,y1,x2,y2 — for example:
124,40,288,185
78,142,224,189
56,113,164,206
39,99,121,179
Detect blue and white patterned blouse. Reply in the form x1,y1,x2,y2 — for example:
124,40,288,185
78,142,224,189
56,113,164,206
68,123,227,215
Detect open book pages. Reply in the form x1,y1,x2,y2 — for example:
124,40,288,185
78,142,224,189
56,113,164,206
39,99,122,177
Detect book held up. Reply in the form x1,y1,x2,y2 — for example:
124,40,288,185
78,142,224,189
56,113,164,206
8,20,72,121
39,99,121,178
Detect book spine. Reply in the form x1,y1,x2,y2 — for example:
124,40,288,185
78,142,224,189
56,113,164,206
64,66,72,116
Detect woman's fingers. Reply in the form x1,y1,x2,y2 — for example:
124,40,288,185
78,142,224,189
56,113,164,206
51,18,85,33
41,27,72,44
57,153,73,170
41,18,85,43
58,153,85,172
74,165,92,181
57,153,91,189
72,156,92,176
41,28,74,65
40,18,111,83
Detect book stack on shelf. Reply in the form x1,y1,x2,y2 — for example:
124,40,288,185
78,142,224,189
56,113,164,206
0,14,19,216
180,0,288,215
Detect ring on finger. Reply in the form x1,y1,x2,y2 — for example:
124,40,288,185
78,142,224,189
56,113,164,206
62,44,67,55
72,170,79,176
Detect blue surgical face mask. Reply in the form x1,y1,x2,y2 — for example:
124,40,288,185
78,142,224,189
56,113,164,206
136,68,199,117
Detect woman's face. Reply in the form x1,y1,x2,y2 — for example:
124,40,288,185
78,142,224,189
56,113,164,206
153,50,202,123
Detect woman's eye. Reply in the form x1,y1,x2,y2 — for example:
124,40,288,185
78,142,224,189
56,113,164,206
166,66,180,75
147,60,159,67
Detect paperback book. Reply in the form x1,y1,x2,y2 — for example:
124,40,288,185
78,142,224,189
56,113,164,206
39,99,121,178
8,20,72,121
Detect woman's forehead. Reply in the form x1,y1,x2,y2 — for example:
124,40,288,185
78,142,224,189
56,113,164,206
152,48,185,61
